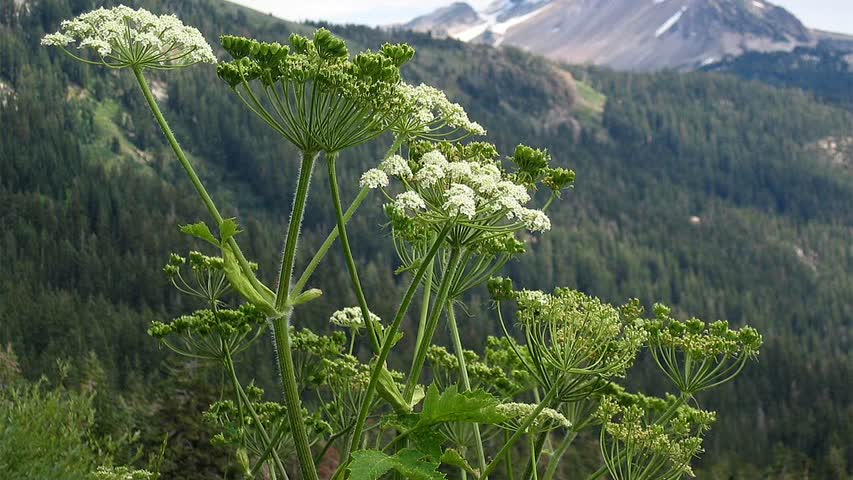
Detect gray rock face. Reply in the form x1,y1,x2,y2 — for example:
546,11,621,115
404,0,819,70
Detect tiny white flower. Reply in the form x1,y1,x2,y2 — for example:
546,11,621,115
445,161,473,182
518,208,551,232
359,168,388,189
379,154,412,179
393,191,427,212
443,183,477,219
330,306,380,328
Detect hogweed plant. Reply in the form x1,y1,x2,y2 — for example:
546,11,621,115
44,6,763,480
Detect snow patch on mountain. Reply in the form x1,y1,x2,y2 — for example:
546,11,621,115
656,6,687,38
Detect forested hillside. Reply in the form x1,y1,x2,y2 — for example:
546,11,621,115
1,0,851,478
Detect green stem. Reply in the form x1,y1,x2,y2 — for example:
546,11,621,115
529,434,539,480
342,224,453,468
542,431,577,480
223,348,289,479
291,186,370,297
413,259,434,355
482,387,559,479
132,67,260,291
271,313,319,480
505,430,516,480
327,153,380,352
404,248,464,401
274,152,317,311
447,302,487,475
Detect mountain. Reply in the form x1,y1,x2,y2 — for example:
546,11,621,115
703,43,853,111
2,0,852,478
403,0,820,70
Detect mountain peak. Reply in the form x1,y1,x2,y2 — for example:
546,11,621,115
403,0,818,70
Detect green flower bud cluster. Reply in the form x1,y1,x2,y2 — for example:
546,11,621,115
148,304,264,339
499,286,647,401
217,28,414,152
426,343,525,398
509,145,576,194
596,396,711,479
645,304,762,358
643,303,762,395
147,304,267,360
206,392,330,459
162,250,235,305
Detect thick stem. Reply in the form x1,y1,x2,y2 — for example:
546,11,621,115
271,313,319,480
274,152,317,311
327,153,380,352
404,248,463,401
342,224,453,468
447,302,487,475
133,67,261,293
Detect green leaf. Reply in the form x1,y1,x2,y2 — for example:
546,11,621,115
441,449,479,478
291,288,323,306
221,243,277,316
348,449,445,480
180,221,219,247
415,385,508,430
376,366,411,413
219,218,241,243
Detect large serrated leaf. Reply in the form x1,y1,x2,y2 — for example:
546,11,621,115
180,221,219,247
348,449,445,480
415,385,508,430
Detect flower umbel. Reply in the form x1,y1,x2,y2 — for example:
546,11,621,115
41,6,216,69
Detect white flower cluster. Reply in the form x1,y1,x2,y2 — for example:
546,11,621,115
396,83,486,138
42,6,216,69
379,155,413,179
495,402,572,432
359,169,389,189
393,191,427,212
381,149,551,232
329,306,381,329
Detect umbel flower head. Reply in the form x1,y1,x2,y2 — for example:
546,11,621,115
596,396,716,480
493,282,647,401
217,29,413,153
643,304,762,395
392,82,486,141
41,6,216,70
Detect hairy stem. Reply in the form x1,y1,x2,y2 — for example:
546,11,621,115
327,152,380,352
271,313,318,480
447,302,487,474
274,152,317,311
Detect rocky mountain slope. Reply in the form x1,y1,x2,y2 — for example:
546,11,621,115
404,0,818,70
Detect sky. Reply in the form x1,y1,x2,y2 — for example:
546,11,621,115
229,0,853,35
